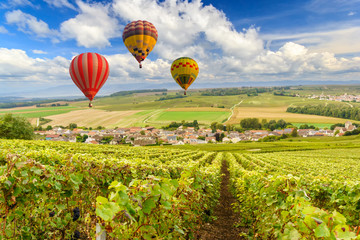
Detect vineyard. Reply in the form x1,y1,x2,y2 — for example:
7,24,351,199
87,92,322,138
1,139,360,239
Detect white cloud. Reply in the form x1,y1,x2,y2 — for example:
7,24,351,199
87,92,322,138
0,0,35,9
109,0,360,83
262,26,360,55
348,11,356,16
0,26,8,34
2,0,360,91
32,49,47,54
112,0,263,60
0,48,69,82
44,0,76,10
306,0,360,14
5,10,58,40
60,1,121,48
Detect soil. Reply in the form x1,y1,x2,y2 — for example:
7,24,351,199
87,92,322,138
196,160,247,240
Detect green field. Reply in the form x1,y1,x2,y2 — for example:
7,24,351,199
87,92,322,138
147,111,230,124
166,135,360,153
0,106,79,119
292,122,334,128
2,136,360,238
0,106,77,114
4,85,360,128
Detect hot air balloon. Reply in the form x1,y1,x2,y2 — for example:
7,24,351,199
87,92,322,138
170,57,199,95
69,52,109,107
122,20,158,68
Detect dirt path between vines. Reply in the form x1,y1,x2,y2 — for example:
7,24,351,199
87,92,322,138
197,160,246,240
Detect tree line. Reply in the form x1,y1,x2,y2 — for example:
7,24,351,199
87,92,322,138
287,104,360,121
110,89,167,97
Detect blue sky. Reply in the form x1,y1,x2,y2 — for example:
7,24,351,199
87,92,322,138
0,0,360,97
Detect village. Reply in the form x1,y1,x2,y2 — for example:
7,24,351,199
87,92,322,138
35,121,357,146
309,93,360,102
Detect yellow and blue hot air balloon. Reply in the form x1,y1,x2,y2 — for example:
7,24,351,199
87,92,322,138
170,57,199,95
122,20,158,68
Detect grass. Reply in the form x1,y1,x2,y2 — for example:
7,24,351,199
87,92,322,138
7,86,360,128
90,92,244,111
226,93,360,125
292,123,334,128
164,135,360,153
0,106,77,114
13,110,75,118
148,111,230,124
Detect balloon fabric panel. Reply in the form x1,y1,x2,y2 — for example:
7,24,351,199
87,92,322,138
123,20,158,67
170,57,199,91
69,53,109,102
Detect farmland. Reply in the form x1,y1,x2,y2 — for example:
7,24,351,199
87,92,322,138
1,137,360,239
5,87,357,128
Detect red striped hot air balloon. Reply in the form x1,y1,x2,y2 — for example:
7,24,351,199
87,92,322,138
69,53,109,107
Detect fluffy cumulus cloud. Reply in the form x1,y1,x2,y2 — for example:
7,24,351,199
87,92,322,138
112,0,263,60
59,1,121,48
43,0,76,10
108,0,360,83
0,48,69,82
2,0,360,90
0,0,35,9
5,10,58,40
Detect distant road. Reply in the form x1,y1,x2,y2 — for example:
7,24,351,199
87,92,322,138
227,100,243,122
143,109,166,123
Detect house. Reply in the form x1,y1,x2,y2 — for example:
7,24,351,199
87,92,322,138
334,127,347,134
273,129,284,135
130,127,142,133
344,121,357,131
230,137,241,143
297,129,310,137
223,137,232,143
45,134,60,140
167,135,177,144
205,136,216,143
133,136,156,146
174,141,184,145
110,137,122,145
284,128,294,134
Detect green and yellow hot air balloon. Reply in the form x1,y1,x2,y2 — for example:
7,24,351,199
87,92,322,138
122,20,158,68
170,57,199,95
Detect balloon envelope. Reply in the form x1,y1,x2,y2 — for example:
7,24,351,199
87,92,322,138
69,52,109,102
122,20,158,68
170,57,199,94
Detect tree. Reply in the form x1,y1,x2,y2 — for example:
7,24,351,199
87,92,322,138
193,120,199,130
0,114,34,140
210,122,217,133
69,123,77,129
291,128,298,137
100,136,113,144
46,125,53,130
76,134,88,143
140,130,145,135
276,119,287,129
240,118,261,130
